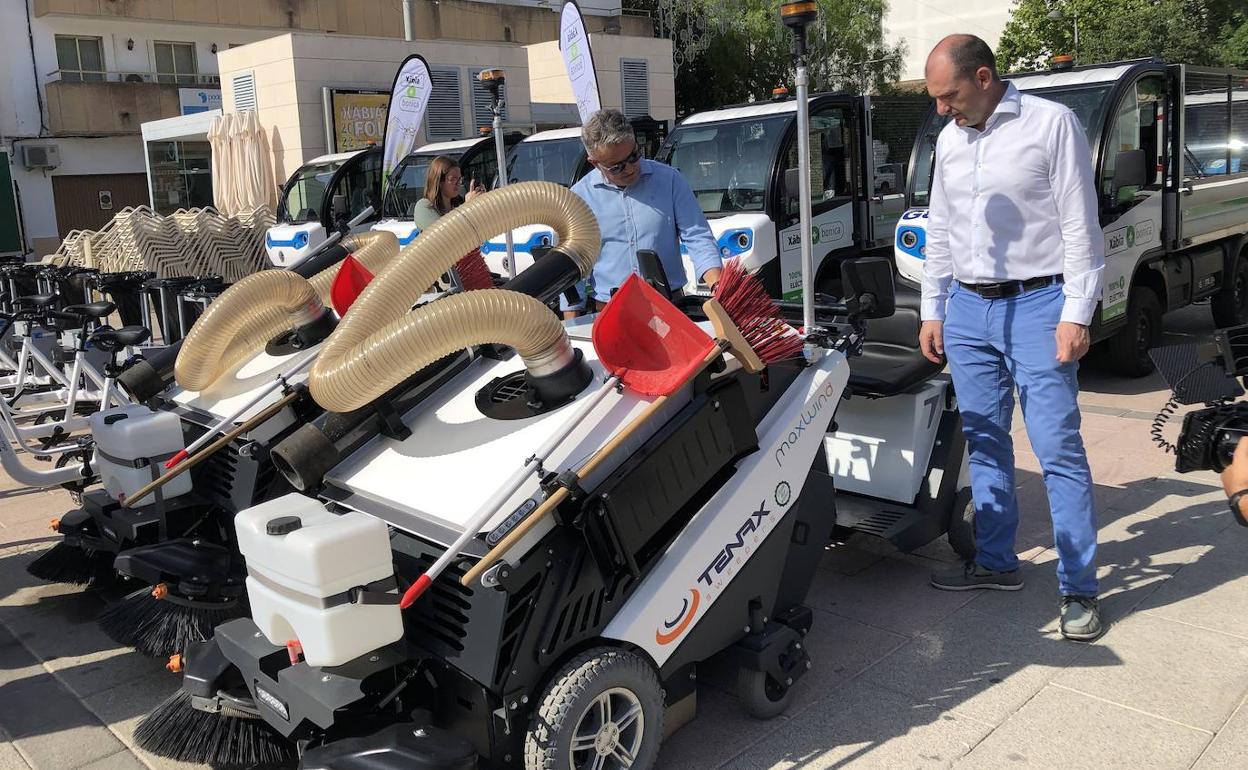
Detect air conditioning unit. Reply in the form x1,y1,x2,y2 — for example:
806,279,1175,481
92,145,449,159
22,144,60,170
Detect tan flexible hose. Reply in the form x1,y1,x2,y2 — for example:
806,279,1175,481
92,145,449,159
174,230,400,392
308,231,398,303
308,182,599,413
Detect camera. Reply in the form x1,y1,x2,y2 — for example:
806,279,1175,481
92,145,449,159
1150,323,1248,473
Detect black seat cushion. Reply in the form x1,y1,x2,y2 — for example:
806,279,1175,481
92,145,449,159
847,283,944,397
17,293,58,309
63,301,116,319
90,325,150,351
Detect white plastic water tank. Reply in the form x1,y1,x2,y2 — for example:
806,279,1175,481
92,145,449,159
90,405,191,503
235,493,403,667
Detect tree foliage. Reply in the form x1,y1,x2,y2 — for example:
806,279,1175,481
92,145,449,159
997,0,1247,73
626,0,904,116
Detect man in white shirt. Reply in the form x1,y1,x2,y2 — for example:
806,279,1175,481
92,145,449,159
918,35,1105,641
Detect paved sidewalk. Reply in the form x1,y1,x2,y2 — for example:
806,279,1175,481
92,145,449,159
2,306,1245,769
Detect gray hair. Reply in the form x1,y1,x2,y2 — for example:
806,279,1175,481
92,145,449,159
582,109,635,155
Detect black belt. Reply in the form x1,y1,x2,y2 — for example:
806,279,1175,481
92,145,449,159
958,275,1063,300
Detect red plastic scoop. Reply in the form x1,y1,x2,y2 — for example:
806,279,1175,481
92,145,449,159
330,253,375,316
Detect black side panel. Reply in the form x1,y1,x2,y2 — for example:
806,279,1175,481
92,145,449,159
300,722,477,770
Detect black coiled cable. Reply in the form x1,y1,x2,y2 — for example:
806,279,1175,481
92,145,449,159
1151,394,1180,454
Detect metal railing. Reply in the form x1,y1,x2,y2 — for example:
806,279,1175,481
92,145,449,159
44,68,220,86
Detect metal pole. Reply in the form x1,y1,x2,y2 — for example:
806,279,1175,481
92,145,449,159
795,60,815,334
402,0,414,42
491,87,516,278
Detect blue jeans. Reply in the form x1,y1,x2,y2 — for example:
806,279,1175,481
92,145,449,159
944,283,1098,597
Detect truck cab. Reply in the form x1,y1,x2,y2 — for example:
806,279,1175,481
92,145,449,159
657,93,930,298
896,59,1248,375
266,147,382,268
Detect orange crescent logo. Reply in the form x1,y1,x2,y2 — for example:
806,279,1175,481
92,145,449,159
655,589,700,646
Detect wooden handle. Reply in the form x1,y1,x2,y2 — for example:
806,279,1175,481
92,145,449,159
122,390,301,508
459,344,729,587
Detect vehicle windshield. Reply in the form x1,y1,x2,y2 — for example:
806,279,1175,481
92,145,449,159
277,160,343,224
663,116,788,215
383,154,443,218
507,138,586,186
910,84,1112,207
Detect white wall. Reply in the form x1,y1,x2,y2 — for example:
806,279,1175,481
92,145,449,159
885,0,1014,81
481,0,621,14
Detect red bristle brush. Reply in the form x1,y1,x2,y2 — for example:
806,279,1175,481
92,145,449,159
454,247,494,291
711,258,804,365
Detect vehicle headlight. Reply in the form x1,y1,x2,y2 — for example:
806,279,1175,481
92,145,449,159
717,229,753,258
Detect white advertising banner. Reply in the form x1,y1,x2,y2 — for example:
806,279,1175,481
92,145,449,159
560,1,601,124
382,54,433,194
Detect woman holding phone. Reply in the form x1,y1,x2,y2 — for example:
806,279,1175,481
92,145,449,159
411,155,486,230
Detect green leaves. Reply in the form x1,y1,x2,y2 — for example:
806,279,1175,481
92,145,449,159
997,0,1244,73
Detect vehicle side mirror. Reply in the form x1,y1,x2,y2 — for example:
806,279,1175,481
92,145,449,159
842,256,895,320
783,168,801,201
1112,149,1148,191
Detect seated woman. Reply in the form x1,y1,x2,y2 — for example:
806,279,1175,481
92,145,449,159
412,155,486,230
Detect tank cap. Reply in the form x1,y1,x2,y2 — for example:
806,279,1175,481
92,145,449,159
266,515,302,535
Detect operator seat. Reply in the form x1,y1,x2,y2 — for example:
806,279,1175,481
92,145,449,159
847,282,944,397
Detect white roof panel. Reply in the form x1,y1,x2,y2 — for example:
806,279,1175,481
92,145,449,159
522,127,584,142
306,149,368,165
682,100,799,125
414,137,483,154
1009,64,1137,91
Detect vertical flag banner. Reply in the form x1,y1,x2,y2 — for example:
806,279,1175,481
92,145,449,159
559,1,601,124
382,54,432,194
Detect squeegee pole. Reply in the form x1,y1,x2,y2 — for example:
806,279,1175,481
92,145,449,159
400,373,621,607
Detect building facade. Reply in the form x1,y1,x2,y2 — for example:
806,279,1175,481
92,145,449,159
1,0,653,257
884,0,1014,81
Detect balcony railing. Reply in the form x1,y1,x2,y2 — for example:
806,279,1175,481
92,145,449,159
44,68,220,87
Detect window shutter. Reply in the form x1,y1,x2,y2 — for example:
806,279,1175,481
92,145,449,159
427,67,465,140
621,59,649,118
231,71,257,111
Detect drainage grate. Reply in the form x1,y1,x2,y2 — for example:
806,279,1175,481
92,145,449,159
489,372,529,404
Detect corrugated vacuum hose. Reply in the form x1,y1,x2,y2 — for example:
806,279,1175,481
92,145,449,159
308,182,599,413
173,231,399,392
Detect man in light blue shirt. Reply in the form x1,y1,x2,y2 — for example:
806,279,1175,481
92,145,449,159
564,109,722,314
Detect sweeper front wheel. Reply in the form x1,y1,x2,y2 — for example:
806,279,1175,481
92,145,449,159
524,647,663,770
736,668,795,719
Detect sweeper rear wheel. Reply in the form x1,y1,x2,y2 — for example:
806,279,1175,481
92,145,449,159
524,647,663,770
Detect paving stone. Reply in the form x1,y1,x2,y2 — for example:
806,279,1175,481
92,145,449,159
0,740,30,770
1137,526,1248,640
805,557,977,637
1191,695,1248,770
721,679,992,770
816,542,884,576
78,750,150,770
860,605,1088,727
0,671,124,769
967,493,1230,634
957,684,1210,770
81,664,184,748
657,686,788,770
1054,613,1248,732
0,623,44,690
2,595,163,698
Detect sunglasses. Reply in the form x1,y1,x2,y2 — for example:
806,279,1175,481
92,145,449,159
596,147,641,175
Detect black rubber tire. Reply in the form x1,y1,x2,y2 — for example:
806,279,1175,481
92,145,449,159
1212,253,1248,328
947,486,977,561
736,667,795,720
1104,286,1161,378
524,648,663,770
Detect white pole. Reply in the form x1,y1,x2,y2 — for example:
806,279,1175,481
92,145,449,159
795,63,815,334
493,100,516,279
402,0,414,42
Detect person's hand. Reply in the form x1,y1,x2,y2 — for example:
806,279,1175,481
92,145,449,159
464,178,485,201
1220,437,1248,523
919,320,944,364
701,267,722,290
1056,322,1090,363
